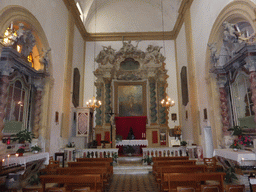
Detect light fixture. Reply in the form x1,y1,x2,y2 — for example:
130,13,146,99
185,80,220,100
161,96,175,108
0,22,17,46
160,0,175,109
86,0,101,110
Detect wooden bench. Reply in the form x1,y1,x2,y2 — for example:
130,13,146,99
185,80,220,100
40,174,102,192
156,165,206,191
163,172,226,192
68,161,113,176
153,160,197,175
56,167,109,186
76,158,113,163
152,156,189,162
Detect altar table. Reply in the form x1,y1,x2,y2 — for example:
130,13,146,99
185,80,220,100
6,152,49,166
116,140,148,146
213,149,256,165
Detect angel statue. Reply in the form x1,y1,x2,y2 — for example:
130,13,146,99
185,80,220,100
39,48,51,72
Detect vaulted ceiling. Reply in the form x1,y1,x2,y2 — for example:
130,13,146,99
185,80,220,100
63,0,192,41
77,0,182,33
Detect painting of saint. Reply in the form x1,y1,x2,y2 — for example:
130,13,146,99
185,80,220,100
118,85,143,117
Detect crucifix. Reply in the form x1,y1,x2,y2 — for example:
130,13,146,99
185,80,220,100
106,108,116,148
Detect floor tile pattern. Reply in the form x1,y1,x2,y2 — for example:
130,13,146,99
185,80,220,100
106,173,159,192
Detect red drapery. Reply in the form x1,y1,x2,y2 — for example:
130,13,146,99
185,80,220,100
115,116,147,140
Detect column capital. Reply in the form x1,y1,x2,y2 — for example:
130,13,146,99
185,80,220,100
217,75,227,88
33,78,45,91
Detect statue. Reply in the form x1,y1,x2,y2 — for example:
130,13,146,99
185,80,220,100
39,48,51,72
207,43,219,65
127,127,135,140
145,45,166,63
95,45,115,65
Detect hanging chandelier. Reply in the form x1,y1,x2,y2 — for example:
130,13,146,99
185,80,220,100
161,96,175,108
86,0,101,111
86,96,101,110
160,0,175,109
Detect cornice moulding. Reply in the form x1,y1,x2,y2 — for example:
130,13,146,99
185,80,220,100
62,0,193,42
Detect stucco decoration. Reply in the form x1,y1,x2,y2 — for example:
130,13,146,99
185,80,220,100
94,40,169,131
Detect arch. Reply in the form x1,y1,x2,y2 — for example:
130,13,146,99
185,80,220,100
205,0,256,147
0,5,52,73
0,5,54,151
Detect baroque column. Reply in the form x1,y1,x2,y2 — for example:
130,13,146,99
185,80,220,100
149,78,157,124
33,78,45,139
95,82,103,126
217,75,230,136
158,81,167,125
104,79,111,124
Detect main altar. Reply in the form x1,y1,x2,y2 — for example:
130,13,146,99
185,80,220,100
93,41,171,148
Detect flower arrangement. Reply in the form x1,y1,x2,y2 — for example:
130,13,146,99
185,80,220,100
230,139,242,150
31,145,42,153
238,135,252,147
16,146,25,154
180,141,187,146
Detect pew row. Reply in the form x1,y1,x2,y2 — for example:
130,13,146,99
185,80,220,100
155,165,206,191
40,174,102,192
68,161,113,176
56,167,110,186
152,156,189,162
163,172,226,192
153,160,197,176
76,158,113,163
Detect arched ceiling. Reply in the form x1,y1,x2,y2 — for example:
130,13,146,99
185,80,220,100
76,0,182,33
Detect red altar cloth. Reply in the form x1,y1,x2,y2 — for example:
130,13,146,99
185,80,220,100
115,116,147,140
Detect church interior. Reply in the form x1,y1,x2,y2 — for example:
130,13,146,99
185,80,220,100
2,0,256,191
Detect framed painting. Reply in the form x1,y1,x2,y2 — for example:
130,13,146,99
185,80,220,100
114,81,147,117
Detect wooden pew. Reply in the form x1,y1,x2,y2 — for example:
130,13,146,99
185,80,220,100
40,174,102,192
68,161,113,176
163,172,226,192
56,167,109,186
153,160,197,176
76,158,113,163
152,156,189,162
156,165,206,191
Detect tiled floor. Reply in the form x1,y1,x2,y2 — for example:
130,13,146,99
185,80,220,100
106,156,159,192
106,173,159,192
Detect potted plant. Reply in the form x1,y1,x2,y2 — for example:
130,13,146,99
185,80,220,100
16,146,25,156
180,141,187,146
11,129,34,143
228,126,244,136
230,139,242,151
66,142,75,148
224,167,237,183
142,155,152,165
31,145,42,153
116,134,123,142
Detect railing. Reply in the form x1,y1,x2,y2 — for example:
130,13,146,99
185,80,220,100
75,148,119,158
142,147,187,159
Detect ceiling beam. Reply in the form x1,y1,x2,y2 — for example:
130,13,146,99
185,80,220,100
62,0,193,42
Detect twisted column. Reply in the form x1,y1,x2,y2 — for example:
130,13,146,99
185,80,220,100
95,83,103,126
105,82,111,124
249,71,256,123
219,87,230,135
158,82,167,125
149,79,157,124
0,76,10,141
33,90,42,138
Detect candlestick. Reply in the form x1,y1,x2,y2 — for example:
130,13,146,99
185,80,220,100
241,158,244,166
7,154,10,167
15,153,19,166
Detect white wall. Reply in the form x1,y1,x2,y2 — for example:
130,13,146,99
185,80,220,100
84,40,179,129
175,23,195,143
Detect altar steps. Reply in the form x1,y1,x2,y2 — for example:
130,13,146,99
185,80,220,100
114,156,152,174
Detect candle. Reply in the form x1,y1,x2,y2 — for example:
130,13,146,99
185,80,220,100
15,153,19,165
10,22,13,30
2,159,5,166
7,154,10,166
241,158,244,166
